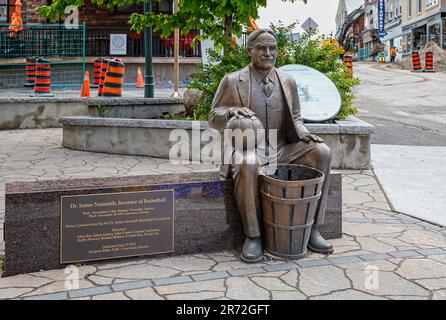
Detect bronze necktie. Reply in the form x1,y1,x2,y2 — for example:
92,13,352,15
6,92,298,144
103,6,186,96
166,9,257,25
262,78,273,98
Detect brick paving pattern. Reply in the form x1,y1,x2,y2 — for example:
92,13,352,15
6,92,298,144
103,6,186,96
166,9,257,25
0,129,446,300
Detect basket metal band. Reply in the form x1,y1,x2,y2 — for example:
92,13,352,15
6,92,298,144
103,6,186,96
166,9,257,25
261,190,321,205
260,175,324,187
263,218,314,231
259,164,325,187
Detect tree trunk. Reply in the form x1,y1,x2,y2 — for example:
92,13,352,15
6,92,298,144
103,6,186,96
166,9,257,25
223,15,233,56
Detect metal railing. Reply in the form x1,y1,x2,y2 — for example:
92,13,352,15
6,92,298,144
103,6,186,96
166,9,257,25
0,23,86,59
86,27,202,57
0,24,86,94
0,24,202,58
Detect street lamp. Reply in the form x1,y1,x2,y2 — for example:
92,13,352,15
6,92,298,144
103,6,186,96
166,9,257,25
172,0,180,98
242,25,248,47
144,0,155,98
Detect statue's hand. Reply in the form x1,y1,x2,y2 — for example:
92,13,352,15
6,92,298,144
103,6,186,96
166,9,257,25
300,133,324,144
229,107,256,119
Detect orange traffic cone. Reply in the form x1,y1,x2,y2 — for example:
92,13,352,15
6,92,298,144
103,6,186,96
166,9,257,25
80,71,91,97
136,67,144,88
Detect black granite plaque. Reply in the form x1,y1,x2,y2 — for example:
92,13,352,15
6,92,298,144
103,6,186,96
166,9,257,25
4,171,339,276
60,190,174,263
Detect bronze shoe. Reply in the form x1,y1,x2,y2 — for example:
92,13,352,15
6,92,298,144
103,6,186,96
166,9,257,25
308,227,334,255
240,237,264,263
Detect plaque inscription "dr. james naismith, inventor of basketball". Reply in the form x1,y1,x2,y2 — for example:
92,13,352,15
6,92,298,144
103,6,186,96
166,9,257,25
60,190,174,263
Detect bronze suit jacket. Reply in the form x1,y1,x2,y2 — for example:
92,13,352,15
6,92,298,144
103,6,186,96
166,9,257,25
209,65,310,178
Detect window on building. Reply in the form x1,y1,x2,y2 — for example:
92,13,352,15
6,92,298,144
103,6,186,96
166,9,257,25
114,3,141,14
428,23,441,45
426,0,439,9
111,0,173,15
442,18,446,49
0,0,9,23
417,0,422,14
408,0,412,17
402,32,413,53
156,0,173,13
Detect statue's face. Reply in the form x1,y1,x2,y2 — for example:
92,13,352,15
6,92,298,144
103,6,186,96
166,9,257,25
248,32,278,72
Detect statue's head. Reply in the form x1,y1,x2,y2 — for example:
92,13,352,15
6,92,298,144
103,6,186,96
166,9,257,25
247,29,278,72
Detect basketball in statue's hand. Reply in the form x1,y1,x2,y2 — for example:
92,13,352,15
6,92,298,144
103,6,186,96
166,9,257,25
226,115,265,151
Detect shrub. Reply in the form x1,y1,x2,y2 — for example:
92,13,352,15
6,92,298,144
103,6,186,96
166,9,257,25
189,23,360,121
189,47,250,121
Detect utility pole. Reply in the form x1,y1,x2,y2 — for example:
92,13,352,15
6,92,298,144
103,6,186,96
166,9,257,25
144,0,155,98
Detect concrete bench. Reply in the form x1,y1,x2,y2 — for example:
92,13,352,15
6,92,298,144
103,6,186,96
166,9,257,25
0,97,185,130
61,116,375,170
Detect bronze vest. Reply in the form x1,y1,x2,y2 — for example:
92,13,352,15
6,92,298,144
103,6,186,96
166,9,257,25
249,70,286,150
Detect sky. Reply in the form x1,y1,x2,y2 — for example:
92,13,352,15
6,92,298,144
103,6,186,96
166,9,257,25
257,0,339,36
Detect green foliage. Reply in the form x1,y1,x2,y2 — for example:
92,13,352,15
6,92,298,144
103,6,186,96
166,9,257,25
189,47,250,120
96,104,110,117
189,23,360,121
0,254,4,270
37,0,306,51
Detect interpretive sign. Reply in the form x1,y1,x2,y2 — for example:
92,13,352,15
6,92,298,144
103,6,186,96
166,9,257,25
60,190,174,263
279,64,342,122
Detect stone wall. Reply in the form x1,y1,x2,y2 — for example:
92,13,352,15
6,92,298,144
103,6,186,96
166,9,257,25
0,97,186,130
19,0,47,24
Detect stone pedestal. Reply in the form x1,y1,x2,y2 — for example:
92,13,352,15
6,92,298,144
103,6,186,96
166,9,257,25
4,172,341,276
320,172,343,240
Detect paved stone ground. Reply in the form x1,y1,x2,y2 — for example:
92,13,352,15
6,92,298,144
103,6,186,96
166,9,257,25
1,129,446,300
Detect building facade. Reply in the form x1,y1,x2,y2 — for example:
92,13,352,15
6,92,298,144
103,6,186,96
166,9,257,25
401,0,446,56
336,0,365,36
362,0,379,59
1,0,202,83
1,0,200,58
381,0,403,61
335,0,365,55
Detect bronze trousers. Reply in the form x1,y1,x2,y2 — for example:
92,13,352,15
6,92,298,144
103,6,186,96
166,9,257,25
231,141,332,239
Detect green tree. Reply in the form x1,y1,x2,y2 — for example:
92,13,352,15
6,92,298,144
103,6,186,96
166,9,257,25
37,0,307,54
189,24,360,121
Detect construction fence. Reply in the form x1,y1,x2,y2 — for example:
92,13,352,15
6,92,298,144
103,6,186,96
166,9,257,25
0,23,86,97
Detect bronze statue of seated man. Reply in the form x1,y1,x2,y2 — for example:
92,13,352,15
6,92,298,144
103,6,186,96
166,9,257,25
209,29,334,263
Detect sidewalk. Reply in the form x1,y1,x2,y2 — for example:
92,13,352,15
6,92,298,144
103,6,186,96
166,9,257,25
372,144,446,226
1,129,446,300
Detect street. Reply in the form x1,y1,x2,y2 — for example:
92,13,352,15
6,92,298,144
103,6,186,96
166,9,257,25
354,63,446,226
354,63,446,147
